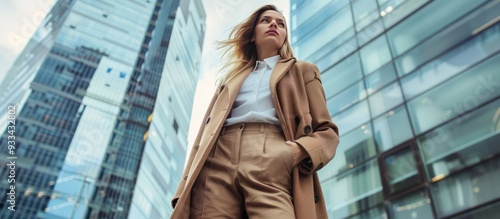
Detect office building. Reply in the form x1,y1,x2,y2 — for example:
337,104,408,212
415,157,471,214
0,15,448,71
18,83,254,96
290,0,499,218
128,0,205,218
0,0,193,218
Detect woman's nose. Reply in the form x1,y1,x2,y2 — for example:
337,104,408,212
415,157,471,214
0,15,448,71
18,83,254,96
269,20,277,28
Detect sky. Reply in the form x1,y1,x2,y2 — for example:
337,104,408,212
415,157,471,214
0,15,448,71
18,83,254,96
0,0,290,148
0,0,56,84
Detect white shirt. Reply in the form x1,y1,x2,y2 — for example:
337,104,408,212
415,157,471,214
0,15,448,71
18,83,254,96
225,55,281,126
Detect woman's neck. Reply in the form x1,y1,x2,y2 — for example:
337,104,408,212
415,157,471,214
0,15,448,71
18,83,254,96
256,49,279,61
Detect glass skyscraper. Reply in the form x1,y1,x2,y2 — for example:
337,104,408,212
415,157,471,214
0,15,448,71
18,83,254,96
128,0,205,218
290,0,499,218
0,0,205,218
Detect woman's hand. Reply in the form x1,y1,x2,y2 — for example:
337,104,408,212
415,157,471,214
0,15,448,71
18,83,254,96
285,141,309,166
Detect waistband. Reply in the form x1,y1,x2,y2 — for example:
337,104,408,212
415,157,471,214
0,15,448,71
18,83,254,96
221,123,282,135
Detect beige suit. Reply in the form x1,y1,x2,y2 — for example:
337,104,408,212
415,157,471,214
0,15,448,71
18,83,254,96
171,58,340,219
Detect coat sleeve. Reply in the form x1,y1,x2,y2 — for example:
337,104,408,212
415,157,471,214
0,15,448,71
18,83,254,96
294,63,340,175
171,84,221,208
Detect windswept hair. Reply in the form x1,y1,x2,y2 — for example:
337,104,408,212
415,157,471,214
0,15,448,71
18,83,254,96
216,4,294,86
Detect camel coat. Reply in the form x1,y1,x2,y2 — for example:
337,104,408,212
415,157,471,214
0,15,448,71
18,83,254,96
171,58,339,219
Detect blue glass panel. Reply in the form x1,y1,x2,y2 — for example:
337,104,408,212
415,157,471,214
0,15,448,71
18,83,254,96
295,6,353,60
365,63,397,95
328,81,367,116
432,157,500,217
352,0,380,31
407,53,500,134
419,99,500,181
368,82,403,118
320,122,377,181
389,190,434,219
374,105,413,152
322,52,363,99
396,2,500,76
379,0,429,28
332,100,371,134
360,34,392,75
323,159,383,218
387,0,487,56
291,0,348,30
401,22,500,100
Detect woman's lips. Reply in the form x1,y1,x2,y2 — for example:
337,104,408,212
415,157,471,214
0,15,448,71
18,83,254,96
266,30,278,35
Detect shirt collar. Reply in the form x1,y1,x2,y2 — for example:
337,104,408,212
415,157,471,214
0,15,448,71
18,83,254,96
253,55,281,71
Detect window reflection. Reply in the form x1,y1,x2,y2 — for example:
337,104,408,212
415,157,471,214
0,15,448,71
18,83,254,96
352,0,379,31
373,105,413,152
419,98,500,181
332,100,371,134
394,1,499,76
328,81,367,116
321,123,377,181
323,159,383,218
346,205,386,219
379,0,429,28
407,53,500,134
365,63,397,95
295,5,353,60
383,147,420,194
356,18,385,47
291,0,347,30
292,0,350,42
386,0,486,56
360,35,392,75
368,82,403,118
401,22,500,99
454,201,500,219
315,36,358,72
432,157,500,217
322,52,363,99
389,190,434,219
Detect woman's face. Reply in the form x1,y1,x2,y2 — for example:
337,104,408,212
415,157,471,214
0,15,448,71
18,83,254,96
253,10,287,53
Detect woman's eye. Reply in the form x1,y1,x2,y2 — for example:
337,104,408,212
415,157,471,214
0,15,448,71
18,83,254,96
261,18,269,23
278,23,285,28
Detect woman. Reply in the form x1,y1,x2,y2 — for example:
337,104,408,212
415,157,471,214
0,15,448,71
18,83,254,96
171,5,339,219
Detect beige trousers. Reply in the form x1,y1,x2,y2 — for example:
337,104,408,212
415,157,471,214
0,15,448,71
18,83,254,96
190,123,296,218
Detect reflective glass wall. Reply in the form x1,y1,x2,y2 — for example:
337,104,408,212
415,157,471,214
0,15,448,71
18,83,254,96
290,0,500,218
0,0,183,218
129,0,206,218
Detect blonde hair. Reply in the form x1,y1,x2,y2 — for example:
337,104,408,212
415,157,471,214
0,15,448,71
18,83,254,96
216,4,294,86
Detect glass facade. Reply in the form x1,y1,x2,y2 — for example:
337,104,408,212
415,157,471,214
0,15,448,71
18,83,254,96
0,0,196,218
128,0,206,218
291,0,500,218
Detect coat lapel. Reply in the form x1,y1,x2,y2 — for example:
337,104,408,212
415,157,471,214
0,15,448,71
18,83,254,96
269,57,296,140
269,58,295,93
226,66,253,105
